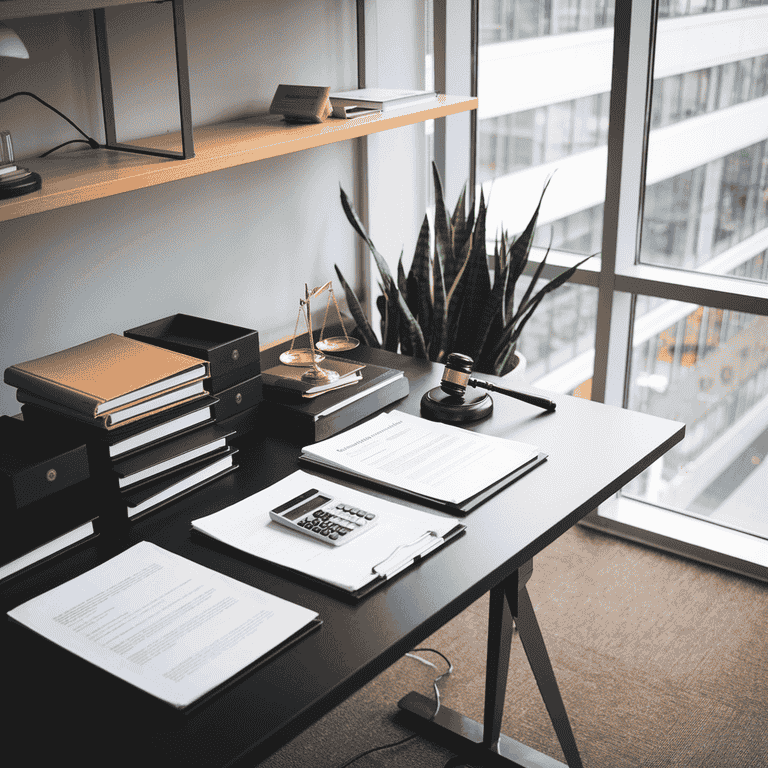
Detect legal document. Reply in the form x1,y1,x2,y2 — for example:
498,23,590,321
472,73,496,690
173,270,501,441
7,541,319,708
300,410,543,509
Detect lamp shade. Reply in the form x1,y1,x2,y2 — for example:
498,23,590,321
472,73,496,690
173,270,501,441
0,22,29,59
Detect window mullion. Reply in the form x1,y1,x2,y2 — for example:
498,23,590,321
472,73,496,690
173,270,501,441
592,0,657,407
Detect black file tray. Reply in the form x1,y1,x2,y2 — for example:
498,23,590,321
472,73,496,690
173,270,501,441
191,523,466,603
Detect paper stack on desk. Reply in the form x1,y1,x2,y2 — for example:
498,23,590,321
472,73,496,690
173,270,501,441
7,541,320,709
298,410,546,513
191,470,464,596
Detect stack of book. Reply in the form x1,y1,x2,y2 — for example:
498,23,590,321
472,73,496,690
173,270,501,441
124,314,263,446
261,356,409,443
0,414,98,582
4,333,239,522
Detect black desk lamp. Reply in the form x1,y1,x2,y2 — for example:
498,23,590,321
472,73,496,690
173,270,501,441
0,22,42,200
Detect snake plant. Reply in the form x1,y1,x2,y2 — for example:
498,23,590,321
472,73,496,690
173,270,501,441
335,162,594,376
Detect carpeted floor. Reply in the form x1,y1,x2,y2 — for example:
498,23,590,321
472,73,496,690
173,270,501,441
255,524,768,768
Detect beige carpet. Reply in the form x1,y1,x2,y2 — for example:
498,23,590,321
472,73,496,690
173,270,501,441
256,524,768,768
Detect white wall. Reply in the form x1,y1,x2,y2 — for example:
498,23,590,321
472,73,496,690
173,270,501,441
0,0,430,417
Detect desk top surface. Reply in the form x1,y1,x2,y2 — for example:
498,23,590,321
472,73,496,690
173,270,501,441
0,348,684,767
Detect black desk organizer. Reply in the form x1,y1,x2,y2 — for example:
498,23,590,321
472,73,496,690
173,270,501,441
124,314,263,445
0,416,102,583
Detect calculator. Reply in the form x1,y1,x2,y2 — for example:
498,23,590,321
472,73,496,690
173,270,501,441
269,488,377,546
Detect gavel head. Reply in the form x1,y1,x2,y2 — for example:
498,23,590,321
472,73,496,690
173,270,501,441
440,352,475,398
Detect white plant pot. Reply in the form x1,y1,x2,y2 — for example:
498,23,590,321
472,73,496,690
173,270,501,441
503,351,526,381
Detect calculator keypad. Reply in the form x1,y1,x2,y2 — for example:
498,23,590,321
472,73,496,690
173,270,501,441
294,503,376,544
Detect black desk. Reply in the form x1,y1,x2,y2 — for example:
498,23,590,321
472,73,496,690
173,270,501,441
0,349,684,768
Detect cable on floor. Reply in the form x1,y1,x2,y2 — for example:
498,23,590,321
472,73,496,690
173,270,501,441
331,647,453,768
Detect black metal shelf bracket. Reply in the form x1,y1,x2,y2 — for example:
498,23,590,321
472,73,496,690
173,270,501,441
93,0,194,160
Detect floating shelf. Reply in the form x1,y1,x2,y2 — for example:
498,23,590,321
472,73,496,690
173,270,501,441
0,96,477,223
0,0,150,19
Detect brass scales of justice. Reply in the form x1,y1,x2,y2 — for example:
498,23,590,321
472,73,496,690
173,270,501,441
279,281,359,384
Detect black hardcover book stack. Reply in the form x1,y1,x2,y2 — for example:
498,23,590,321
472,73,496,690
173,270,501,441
125,314,263,447
8,328,241,525
262,357,410,443
20,396,238,523
0,415,100,582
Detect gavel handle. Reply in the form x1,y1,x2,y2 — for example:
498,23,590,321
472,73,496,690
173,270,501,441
469,378,556,412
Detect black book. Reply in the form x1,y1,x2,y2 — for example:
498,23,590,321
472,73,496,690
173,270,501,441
262,361,409,443
105,423,235,491
123,448,238,520
20,395,218,462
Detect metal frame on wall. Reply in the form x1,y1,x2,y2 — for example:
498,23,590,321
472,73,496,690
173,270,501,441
93,0,194,160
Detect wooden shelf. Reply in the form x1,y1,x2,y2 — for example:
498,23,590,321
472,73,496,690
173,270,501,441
0,0,150,20
0,95,477,223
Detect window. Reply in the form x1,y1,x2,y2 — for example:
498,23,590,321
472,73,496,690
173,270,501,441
475,0,768,579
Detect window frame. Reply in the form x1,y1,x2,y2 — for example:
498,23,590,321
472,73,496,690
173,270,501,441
515,0,768,580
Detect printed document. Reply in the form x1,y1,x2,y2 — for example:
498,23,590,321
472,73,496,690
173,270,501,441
7,541,318,708
192,471,462,592
300,410,541,506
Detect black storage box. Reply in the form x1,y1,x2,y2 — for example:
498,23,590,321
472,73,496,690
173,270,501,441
216,405,261,445
124,314,261,394
211,374,263,421
0,415,91,509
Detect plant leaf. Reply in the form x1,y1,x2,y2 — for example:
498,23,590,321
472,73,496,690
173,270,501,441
451,186,492,357
408,214,432,333
339,185,398,298
504,176,553,318
333,264,380,348
431,162,454,279
431,249,446,360
450,181,467,240
445,187,487,355
398,291,428,358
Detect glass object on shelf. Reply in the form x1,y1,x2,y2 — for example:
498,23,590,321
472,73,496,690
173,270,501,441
624,302,768,540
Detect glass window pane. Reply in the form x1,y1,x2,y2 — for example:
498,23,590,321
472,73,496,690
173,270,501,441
624,304,768,540
641,12,768,283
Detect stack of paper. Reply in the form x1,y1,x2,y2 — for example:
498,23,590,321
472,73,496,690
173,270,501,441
191,471,464,595
299,410,546,513
7,542,320,709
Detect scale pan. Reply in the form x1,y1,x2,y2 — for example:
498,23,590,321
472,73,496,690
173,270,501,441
279,348,325,366
316,337,360,353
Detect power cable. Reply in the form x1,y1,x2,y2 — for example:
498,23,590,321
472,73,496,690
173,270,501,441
331,647,453,768
0,91,100,157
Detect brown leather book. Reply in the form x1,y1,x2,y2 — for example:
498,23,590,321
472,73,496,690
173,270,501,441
4,334,209,420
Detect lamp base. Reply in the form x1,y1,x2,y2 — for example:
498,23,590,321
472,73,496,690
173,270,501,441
0,168,41,200
420,387,493,424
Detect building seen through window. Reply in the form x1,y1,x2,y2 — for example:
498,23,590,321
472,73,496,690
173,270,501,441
477,0,768,542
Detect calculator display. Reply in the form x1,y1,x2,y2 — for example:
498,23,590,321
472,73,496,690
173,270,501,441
269,488,378,546
281,494,331,521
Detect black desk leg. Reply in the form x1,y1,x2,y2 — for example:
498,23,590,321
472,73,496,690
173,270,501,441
398,562,584,768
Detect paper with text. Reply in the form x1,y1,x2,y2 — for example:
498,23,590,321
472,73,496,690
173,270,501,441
191,471,459,592
301,411,541,505
7,541,318,708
